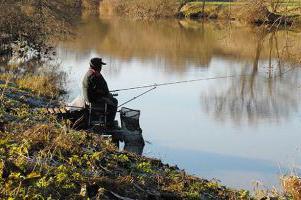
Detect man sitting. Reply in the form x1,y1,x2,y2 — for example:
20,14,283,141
82,57,118,128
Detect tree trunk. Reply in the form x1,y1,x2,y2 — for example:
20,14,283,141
202,0,206,17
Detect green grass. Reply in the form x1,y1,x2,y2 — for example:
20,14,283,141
181,1,301,20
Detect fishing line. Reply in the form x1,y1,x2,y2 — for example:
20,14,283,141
118,87,157,108
59,75,246,109
110,74,245,93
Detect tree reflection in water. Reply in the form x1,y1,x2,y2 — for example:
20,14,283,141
202,28,301,125
59,18,301,124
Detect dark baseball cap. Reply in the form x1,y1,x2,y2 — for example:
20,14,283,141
90,57,107,68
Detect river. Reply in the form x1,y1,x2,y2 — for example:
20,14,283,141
56,17,301,190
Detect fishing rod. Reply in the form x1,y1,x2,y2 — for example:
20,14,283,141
53,74,245,110
118,87,157,108
110,74,244,93
59,88,157,110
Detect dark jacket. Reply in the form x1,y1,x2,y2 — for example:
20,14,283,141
82,68,109,104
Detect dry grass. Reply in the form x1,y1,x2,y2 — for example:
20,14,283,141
179,2,236,19
177,0,301,25
21,124,94,154
82,0,101,9
237,0,270,23
0,62,65,98
237,0,300,25
282,175,301,199
100,0,180,18
82,0,101,17
0,72,64,98
16,74,63,98
0,74,63,99
0,73,13,82
22,124,55,144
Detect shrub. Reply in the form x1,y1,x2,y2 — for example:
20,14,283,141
237,0,270,23
0,0,79,57
100,0,180,18
16,74,64,98
282,175,301,200
237,0,297,25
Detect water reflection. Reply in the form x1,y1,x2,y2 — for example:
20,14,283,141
147,144,283,189
62,18,301,73
62,18,219,72
202,28,301,124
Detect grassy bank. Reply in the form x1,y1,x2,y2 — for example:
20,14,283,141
98,0,301,25
180,0,301,24
0,77,253,199
179,1,235,19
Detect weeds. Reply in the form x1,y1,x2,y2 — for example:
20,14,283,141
282,175,301,199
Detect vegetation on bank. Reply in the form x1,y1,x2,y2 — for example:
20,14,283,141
100,0,180,18
98,0,301,26
183,0,301,25
179,0,301,19
179,1,234,19
0,62,66,98
0,77,253,199
0,0,80,60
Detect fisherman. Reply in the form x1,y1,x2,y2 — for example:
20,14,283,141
82,57,118,128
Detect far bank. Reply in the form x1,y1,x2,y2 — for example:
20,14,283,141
96,0,301,26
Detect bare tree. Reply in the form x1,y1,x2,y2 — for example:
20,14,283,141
0,0,79,59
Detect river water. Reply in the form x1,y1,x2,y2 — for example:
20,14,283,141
56,17,301,190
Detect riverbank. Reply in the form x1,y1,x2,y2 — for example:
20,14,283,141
0,78,253,199
98,0,301,26
179,1,301,23
1,1,301,199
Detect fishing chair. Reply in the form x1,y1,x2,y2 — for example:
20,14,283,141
87,100,109,128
